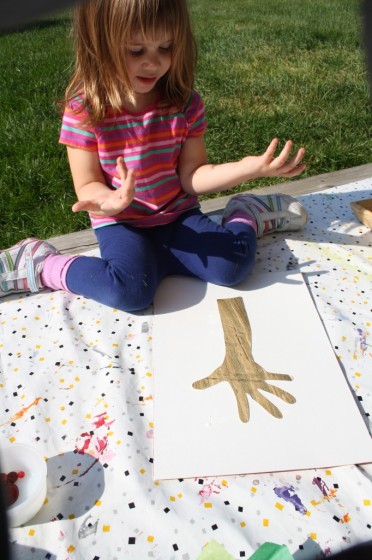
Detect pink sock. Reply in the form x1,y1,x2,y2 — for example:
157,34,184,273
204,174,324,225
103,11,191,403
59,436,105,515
40,254,78,292
224,210,258,235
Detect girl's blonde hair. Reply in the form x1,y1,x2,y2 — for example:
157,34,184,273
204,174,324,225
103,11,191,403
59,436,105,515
64,0,196,124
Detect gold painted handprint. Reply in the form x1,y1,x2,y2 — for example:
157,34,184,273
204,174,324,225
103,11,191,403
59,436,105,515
192,297,296,423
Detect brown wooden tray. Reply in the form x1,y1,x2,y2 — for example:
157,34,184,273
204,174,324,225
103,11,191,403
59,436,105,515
350,199,372,229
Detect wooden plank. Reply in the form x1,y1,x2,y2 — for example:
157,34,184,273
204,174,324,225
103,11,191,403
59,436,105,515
48,163,372,254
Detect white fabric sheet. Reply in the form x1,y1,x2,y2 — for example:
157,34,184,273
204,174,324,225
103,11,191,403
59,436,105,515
0,179,371,560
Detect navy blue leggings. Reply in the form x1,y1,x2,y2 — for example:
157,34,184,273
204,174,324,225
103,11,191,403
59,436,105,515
65,209,257,312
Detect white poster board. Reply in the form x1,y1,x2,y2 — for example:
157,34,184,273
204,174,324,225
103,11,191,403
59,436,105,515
153,271,372,480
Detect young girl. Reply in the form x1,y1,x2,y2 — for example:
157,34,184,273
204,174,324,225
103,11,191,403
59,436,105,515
0,0,307,312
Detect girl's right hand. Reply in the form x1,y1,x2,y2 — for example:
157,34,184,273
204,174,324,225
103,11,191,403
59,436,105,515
72,157,136,216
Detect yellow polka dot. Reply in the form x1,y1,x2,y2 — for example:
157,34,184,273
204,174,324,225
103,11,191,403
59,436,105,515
67,545,75,553
251,486,257,493
263,519,269,527
309,533,317,540
147,536,155,543
28,529,35,536
240,521,246,527
363,499,371,506
325,470,332,476
204,502,212,508
103,525,110,532
170,496,176,502
95,500,102,506
72,469,78,475
275,502,284,510
69,514,75,519
45,418,51,423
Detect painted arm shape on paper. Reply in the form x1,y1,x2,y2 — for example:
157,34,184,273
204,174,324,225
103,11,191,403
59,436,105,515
192,297,296,423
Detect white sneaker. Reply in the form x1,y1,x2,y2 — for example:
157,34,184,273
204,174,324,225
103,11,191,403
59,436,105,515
222,193,308,238
0,238,59,297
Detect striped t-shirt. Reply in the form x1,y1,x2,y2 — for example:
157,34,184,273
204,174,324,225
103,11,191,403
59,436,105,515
59,91,207,229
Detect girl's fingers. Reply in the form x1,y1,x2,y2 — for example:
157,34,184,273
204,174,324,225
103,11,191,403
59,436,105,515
116,157,136,202
281,162,307,178
118,167,136,202
290,147,306,167
116,156,128,182
280,148,306,173
269,142,306,175
265,137,279,160
272,140,294,167
72,200,97,213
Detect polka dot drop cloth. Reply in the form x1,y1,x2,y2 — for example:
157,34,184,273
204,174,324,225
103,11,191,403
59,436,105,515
1,178,371,560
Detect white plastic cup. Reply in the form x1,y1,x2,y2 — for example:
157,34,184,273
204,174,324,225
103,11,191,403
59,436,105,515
1,442,47,527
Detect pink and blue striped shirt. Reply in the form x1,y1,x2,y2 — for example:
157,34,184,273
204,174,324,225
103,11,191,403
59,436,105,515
59,91,207,229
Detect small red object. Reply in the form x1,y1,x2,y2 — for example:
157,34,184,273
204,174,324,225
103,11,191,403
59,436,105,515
4,482,19,507
0,470,26,507
7,471,18,484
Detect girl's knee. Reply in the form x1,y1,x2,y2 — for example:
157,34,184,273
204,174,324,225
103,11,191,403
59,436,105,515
103,275,156,312
212,256,256,287
104,289,154,312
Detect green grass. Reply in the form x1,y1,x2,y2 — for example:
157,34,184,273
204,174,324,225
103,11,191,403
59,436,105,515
0,0,371,247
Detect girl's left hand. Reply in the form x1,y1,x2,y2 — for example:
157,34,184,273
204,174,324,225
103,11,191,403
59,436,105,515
243,138,306,179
